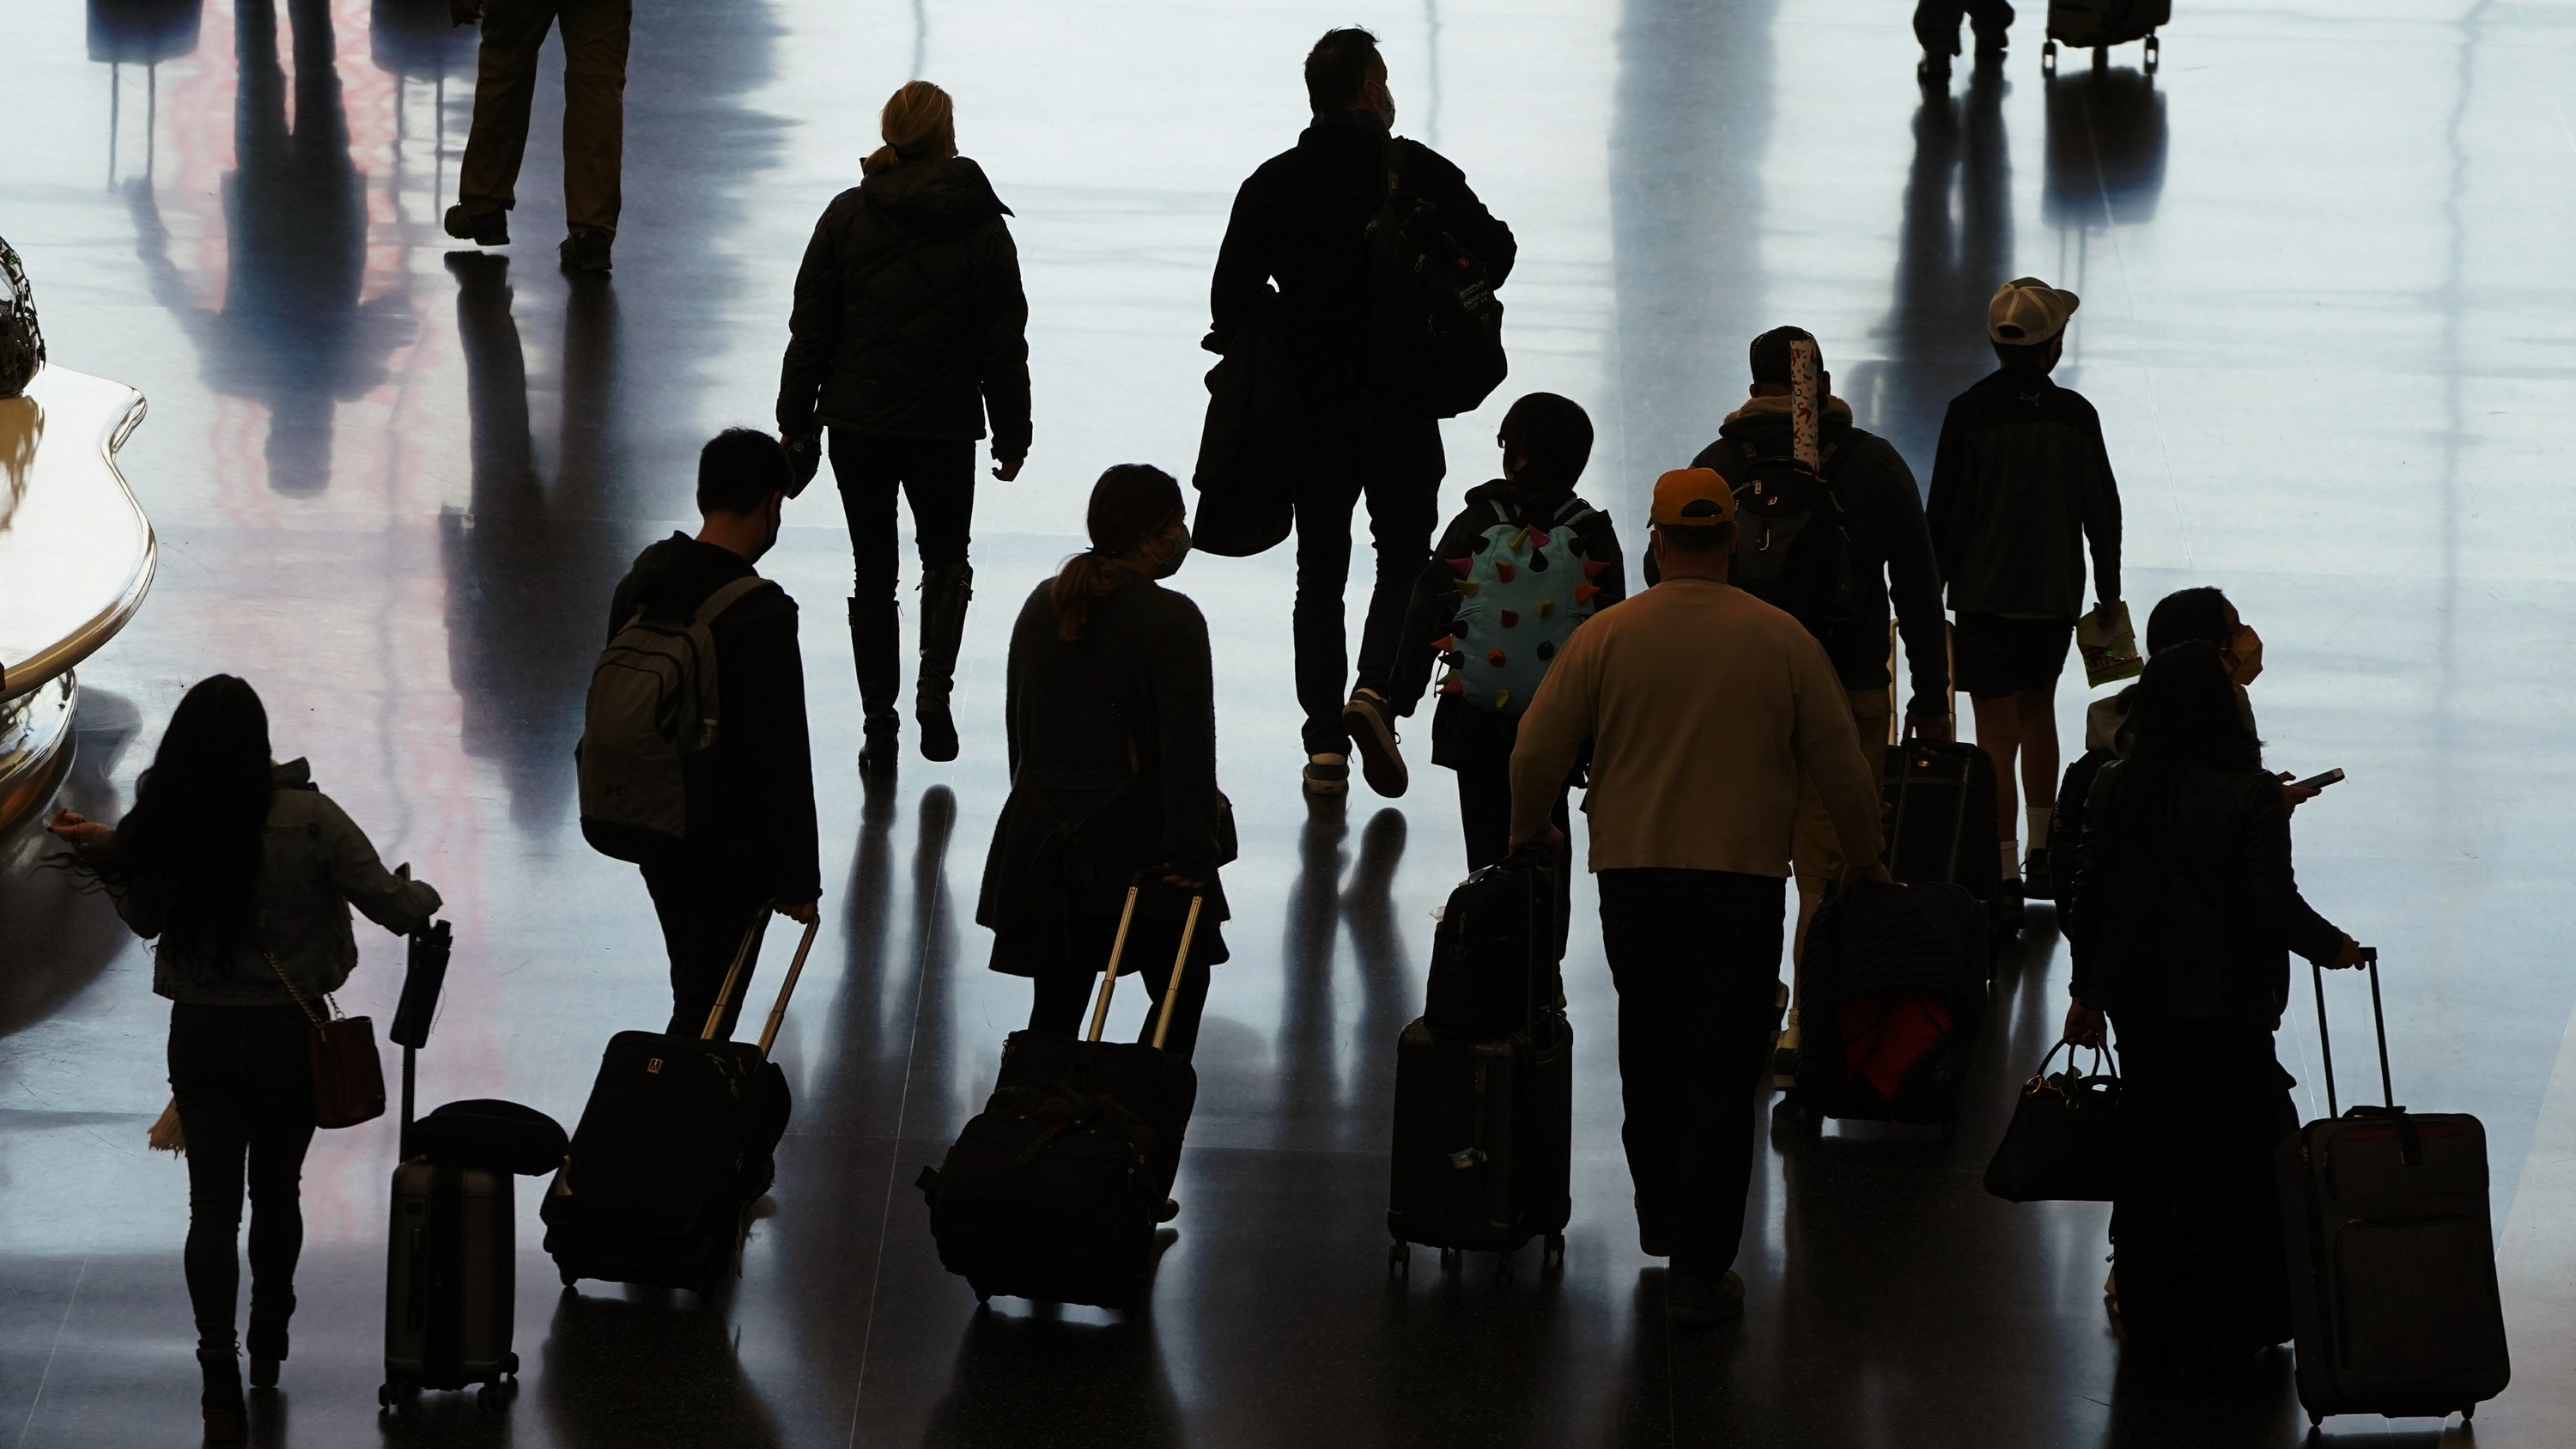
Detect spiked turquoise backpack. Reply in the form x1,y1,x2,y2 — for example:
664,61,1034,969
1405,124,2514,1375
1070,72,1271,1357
1434,496,1611,715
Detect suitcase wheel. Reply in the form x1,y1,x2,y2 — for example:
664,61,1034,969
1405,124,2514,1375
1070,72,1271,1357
1544,1233,1566,1265
2143,33,2160,76
501,1353,520,1379
1387,1241,1410,1278
1439,1247,1461,1273
2041,39,2058,72
558,1265,578,1288
2463,1404,2476,1422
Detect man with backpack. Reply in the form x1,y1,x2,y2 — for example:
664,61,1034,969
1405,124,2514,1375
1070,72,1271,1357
1375,393,1624,873
1509,468,1886,1325
1693,326,1950,1075
591,429,821,1037
1209,26,1516,801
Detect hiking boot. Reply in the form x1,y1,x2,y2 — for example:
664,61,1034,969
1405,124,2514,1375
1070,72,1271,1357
1668,1267,1746,1328
558,227,613,274
1340,689,1408,798
1302,752,1350,798
443,203,508,247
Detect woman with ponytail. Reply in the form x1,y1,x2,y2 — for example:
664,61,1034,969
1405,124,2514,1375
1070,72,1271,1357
975,466,1230,1061
776,79,1033,773
48,675,440,1444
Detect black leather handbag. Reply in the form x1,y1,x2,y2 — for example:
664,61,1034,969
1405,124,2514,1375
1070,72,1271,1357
1984,1037,2123,1202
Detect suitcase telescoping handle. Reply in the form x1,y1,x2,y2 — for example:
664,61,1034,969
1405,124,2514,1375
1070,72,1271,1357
1083,875,1205,1049
2308,946,2395,1119
702,905,821,1056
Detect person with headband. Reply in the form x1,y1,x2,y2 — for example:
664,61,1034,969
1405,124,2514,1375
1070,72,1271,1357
778,80,1034,774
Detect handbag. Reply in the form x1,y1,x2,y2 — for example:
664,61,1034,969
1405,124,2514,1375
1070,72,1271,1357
1983,1035,2123,1202
269,953,387,1129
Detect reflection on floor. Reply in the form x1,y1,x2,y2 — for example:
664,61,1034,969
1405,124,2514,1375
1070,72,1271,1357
6,1,2574,1446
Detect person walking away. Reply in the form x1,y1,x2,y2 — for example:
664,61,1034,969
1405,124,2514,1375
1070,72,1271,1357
1925,276,2121,903
1913,0,2015,83
2062,642,2361,1363
1508,469,1886,1326
443,0,629,273
49,675,442,1446
778,81,1032,773
977,465,1230,1061
1693,326,1952,1076
602,429,822,1035
1375,392,1624,872
1210,27,1516,800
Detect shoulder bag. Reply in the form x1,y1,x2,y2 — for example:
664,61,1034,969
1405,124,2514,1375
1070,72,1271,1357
269,953,387,1129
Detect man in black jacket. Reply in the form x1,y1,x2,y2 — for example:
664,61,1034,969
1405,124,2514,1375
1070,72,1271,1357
605,429,823,1036
1210,27,1516,799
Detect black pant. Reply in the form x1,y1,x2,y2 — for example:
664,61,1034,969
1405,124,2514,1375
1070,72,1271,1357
1443,710,1569,874
168,1002,318,1354
831,431,975,605
1019,914,1218,1062
1597,868,1786,1273
1292,408,1443,754
2108,1010,2300,1353
641,855,772,1038
1914,0,2015,54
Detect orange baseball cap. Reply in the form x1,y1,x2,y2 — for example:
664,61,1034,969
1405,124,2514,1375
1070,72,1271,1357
1650,467,1737,527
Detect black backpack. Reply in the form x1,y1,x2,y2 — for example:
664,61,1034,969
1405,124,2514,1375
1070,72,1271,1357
1730,446,1856,653
1364,141,1507,419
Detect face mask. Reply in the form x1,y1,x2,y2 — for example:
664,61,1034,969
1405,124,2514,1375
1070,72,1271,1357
2229,624,2263,686
1153,526,1193,580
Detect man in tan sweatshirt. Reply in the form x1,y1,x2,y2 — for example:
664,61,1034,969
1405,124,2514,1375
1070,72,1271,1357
1510,466,1886,1324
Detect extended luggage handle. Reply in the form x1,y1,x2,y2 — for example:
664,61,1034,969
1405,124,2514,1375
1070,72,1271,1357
2308,947,2395,1120
1084,874,1205,1050
702,905,821,1058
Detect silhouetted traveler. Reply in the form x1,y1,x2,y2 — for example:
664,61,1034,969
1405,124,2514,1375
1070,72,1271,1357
1381,393,1625,871
978,465,1230,1061
779,81,1032,773
50,675,441,1445
1211,26,1516,799
2063,642,2360,1361
605,429,821,1037
1926,277,2120,898
445,0,629,272
1509,469,1885,1326
1914,0,2014,82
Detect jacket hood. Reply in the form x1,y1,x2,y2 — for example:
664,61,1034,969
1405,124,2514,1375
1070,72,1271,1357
623,533,756,616
859,155,1012,223
1718,392,1856,433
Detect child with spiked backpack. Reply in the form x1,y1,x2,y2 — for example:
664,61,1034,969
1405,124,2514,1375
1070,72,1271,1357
1359,393,1625,872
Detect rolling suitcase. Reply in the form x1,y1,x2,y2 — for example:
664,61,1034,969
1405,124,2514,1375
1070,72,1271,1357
1789,878,1986,1134
2276,950,2509,1428
1387,1010,1572,1271
1882,737,2009,933
918,885,1204,1312
2043,0,2170,73
379,922,568,1408
542,913,817,1299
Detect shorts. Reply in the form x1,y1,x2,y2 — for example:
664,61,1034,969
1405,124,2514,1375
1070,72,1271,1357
1953,612,2073,698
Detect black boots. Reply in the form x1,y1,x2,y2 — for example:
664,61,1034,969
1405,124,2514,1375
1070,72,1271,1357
850,597,902,776
246,1299,289,1389
915,562,973,764
198,1346,244,1446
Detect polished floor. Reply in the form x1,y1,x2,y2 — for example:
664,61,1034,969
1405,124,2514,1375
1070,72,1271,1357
6,1,2576,1445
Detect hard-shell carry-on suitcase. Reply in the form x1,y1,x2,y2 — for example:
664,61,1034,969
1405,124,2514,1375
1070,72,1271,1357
1423,849,1568,1040
1881,736,2009,933
2276,949,2509,1428
917,884,1205,1312
541,912,817,1299
1386,1009,1572,1275
2043,0,2171,73
379,922,568,1409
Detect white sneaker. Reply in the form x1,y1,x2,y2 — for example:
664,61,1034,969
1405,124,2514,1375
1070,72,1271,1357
1302,752,1350,798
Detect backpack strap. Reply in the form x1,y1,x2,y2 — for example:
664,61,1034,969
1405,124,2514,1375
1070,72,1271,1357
693,575,774,628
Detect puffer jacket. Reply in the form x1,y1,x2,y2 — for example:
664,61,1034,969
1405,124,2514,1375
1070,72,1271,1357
776,155,1032,460
91,759,442,1007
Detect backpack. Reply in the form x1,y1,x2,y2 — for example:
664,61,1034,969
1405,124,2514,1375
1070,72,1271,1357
1364,141,1507,418
1424,851,1569,1039
0,235,46,399
1434,496,1609,715
1729,446,1857,654
577,575,774,863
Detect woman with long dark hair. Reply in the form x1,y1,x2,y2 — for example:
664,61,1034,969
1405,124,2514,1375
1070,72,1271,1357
776,79,1033,773
975,465,1230,1060
2063,642,2360,1365
49,675,440,1444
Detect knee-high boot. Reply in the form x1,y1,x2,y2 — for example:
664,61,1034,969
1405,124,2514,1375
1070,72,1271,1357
850,597,902,775
915,561,973,763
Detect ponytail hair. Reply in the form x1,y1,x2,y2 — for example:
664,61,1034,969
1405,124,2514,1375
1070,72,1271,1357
866,80,957,174
1053,464,1184,642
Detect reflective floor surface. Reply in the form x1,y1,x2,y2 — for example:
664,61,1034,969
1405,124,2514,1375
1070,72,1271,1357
6,1,2576,1445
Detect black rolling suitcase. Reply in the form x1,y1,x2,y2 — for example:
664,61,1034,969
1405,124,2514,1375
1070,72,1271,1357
2276,950,2509,1429
918,886,1204,1312
1789,879,1987,1134
2043,0,2170,73
1882,737,2009,934
378,922,568,1409
541,914,817,1299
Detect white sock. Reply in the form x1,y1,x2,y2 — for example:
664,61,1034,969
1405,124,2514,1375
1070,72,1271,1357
2001,839,2020,875
2026,807,2053,850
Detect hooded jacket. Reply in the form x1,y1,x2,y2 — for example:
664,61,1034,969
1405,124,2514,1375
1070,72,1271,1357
89,759,443,1007
605,534,822,904
1925,364,2122,618
1693,395,1949,705
1210,110,1516,415
776,155,1032,460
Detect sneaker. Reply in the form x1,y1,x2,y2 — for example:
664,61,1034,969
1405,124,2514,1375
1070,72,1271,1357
1302,752,1350,798
2021,847,2055,901
1771,1010,1801,1090
1668,1267,1747,1327
443,203,508,247
559,227,613,274
1339,689,1408,798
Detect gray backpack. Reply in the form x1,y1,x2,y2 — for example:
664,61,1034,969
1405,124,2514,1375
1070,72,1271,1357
577,575,773,862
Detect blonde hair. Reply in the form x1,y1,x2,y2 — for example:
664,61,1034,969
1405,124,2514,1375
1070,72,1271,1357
866,81,955,174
